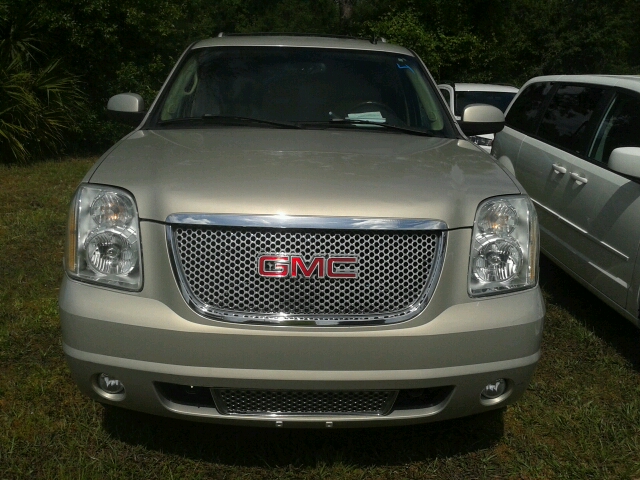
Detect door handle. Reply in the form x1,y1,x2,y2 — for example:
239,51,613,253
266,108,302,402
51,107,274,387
552,164,567,174
570,172,588,185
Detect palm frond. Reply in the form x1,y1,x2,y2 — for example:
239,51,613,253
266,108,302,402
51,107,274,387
0,56,86,163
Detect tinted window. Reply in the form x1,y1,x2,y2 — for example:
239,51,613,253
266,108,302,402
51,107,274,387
589,92,640,163
439,87,451,105
154,47,452,135
505,82,552,133
454,91,516,116
537,85,607,155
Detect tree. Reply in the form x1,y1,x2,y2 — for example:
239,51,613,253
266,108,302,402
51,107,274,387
466,0,639,82
26,0,341,150
359,6,501,82
3,0,639,158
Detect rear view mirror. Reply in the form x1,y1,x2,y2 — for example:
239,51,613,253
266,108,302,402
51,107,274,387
459,104,505,136
609,147,640,178
107,93,146,126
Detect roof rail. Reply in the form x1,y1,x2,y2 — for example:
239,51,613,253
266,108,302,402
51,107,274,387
370,37,387,44
214,32,365,41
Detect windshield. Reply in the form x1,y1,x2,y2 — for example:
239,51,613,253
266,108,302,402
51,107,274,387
454,91,516,116
152,46,454,136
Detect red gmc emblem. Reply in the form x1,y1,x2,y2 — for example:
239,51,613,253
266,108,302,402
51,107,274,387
258,255,358,279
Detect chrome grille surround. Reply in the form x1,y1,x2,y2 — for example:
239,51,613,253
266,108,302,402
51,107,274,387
166,215,447,326
211,388,398,416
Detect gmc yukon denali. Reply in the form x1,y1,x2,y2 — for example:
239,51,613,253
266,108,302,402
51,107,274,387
59,34,544,428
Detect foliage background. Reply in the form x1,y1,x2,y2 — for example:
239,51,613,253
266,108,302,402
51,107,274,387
1,0,639,162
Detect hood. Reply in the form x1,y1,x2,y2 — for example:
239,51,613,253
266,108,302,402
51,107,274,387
89,127,520,229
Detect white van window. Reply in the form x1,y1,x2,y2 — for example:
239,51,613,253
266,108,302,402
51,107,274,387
589,93,640,163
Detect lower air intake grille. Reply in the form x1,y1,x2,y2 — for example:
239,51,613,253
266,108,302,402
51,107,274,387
212,389,398,416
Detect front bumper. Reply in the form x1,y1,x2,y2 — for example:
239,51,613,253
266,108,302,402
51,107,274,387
60,224,544,427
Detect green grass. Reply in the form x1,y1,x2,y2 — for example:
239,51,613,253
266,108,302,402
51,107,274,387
1,157,640,479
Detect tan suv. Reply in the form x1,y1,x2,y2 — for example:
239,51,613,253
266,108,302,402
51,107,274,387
60,34,544,427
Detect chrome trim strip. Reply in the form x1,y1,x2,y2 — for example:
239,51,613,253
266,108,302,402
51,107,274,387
165,215,447,326
531,198,629,261
166,214,447,231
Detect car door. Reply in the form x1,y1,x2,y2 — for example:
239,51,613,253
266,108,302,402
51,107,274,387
498,81,553,178
507,83,578,269
581,90,640,311
518,84,640,309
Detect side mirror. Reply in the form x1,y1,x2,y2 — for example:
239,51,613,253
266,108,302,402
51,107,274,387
107,93,146,127
459,104,505,136
609,147,640,178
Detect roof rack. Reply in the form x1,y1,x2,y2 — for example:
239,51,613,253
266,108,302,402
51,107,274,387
439,81,519,89
216,32,362,40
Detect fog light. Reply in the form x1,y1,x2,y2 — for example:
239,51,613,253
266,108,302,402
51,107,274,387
481,379,507,399
98,373,125,394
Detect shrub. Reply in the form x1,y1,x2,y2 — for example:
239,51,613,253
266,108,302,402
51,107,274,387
0,2,85,164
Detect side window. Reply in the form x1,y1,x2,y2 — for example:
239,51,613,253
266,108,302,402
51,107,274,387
439,87,451,105
505,82,552,133
589,92,640,164
537,85,607,155
438,85,454,115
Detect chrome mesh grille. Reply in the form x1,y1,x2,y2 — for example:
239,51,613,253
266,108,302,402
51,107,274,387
212,389,397,416
169,225,443,323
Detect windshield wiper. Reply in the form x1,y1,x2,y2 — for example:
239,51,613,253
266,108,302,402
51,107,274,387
298,119,438,136
157,115,437,136
157,114,301,129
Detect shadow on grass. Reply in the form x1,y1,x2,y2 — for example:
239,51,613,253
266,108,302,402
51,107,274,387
102,406,504,467
539,254,640,371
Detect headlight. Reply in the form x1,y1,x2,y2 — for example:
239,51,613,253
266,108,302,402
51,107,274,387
469,196,538,296
65,185,142,290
